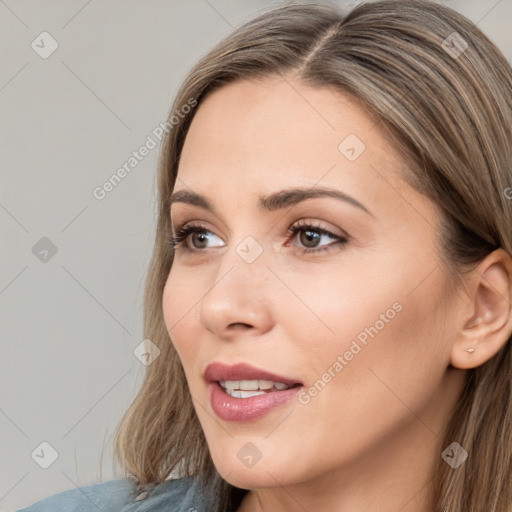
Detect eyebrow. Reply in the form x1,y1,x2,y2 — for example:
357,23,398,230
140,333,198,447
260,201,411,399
169,187,373,217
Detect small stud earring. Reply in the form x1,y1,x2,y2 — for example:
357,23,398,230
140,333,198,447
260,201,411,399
466,347,475,355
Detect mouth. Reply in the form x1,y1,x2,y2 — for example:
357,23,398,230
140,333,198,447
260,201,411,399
218,379,301,398
204,362,304,421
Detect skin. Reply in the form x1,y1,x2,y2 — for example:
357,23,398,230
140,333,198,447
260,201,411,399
162,74,512,512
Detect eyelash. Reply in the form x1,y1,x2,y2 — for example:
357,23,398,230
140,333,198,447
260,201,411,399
168,220,348,255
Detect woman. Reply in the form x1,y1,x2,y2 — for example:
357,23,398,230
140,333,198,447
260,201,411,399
18,0,512,511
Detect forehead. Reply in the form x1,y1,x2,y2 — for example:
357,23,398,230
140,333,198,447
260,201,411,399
175,75,430,223
179,75,404,182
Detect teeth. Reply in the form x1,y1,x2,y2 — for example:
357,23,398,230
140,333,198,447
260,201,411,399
226,389,267,398
239,379,259,390
219,379,294,394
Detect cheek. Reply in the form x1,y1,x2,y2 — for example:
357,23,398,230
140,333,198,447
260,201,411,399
162,269,203,378
311,276,448,424
283,266,450,457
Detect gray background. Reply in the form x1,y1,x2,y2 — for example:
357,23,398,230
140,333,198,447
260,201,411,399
1,0,511,510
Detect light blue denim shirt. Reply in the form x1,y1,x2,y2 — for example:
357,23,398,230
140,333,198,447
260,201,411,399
16,475,213,512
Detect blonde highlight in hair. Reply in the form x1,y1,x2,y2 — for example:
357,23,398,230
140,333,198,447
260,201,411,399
112,1,512,510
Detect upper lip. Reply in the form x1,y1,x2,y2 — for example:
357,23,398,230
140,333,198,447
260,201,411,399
204,362,303,386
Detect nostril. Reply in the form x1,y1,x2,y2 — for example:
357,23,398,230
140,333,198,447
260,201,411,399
229,322,252,329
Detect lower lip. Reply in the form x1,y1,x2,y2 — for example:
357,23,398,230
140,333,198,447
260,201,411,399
208,381,302,421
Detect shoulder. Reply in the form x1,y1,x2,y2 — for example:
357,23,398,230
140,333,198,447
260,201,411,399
16,474,211,512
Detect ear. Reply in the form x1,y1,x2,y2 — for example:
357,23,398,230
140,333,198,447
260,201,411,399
450,248,512,370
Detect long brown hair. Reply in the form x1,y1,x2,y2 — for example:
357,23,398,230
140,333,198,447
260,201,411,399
112,1,512,510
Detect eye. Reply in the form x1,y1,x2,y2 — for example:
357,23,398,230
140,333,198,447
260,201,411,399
169,223,223,251
168,221,348,254
286,220,348,253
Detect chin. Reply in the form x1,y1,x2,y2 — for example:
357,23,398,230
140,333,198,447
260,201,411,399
216,462,283,490
208,443,299,490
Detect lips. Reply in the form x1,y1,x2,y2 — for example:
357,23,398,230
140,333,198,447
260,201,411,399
204,362,303,421
204,362,302,386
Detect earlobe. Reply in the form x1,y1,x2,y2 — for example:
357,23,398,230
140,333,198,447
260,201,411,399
450,249,512,370
450,313,494,370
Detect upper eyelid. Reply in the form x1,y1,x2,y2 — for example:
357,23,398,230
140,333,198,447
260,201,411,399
170,208,233,235
171,220,213,236
171,209,348,232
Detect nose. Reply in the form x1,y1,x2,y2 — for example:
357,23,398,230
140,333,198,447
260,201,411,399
198,239,275,341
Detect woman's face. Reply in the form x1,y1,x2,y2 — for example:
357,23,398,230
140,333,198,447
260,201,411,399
162,75,466,491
